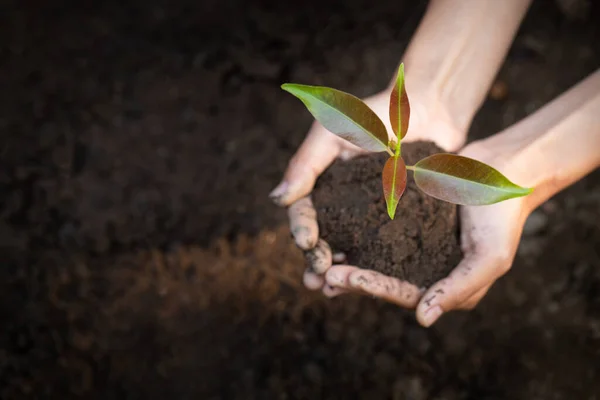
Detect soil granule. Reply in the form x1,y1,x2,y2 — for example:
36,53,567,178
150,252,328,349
312,142,462,287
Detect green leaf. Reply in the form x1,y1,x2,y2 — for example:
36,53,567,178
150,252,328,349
412,154,533,205
382,155,407,219
389,63,410,143
281,83,392,153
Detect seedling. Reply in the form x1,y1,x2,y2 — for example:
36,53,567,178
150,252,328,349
281,63,533,219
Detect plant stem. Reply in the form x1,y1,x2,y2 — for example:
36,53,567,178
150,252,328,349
386,147,394,157
406,165,415,171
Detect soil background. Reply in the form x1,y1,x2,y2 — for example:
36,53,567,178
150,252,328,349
1,0,600,399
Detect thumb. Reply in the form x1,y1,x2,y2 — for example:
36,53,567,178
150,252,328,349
416,251,510,327
270,126,341,206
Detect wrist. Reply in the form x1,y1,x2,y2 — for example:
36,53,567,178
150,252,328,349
395,0,533,140
460,70,600,216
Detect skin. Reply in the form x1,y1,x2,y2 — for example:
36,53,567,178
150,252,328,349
415,70,600,324
271,0,600,327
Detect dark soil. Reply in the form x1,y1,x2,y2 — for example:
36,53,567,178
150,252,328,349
313,142,461,287
1,0,600,399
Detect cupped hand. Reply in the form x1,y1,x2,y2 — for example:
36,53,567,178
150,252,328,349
411,142,532,326
291,139,531,327
271,87,471,319
412,189,529,326
322,192,530,327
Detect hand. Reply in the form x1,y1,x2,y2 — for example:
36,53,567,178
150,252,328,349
322,141,532,326
292,68,600,327
270,87,466,307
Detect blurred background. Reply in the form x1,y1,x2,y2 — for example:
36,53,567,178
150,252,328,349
1,0,599,398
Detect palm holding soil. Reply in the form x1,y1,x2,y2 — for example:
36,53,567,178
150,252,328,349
270,83,531,327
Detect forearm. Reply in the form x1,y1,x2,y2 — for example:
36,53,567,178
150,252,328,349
475,70,600,212
400,0,532,134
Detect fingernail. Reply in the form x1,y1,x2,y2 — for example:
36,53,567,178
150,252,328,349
269,181,289,205
421,305,443,327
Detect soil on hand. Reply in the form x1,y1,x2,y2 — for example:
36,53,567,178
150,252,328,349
312,142,462,288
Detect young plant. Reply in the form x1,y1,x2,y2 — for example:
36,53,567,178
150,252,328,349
281,63,533,219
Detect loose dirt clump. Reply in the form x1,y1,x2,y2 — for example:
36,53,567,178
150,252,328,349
312,142,462,287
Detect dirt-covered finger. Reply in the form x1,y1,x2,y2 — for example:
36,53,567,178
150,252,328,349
325,265,359,289
288,197,319,250
347,269,422,308
416,252,509,327
304,239,332,275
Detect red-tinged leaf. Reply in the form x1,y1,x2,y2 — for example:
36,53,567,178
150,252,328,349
281,83,393,153
412,154,533,206
389,63,410,141
382,155,407,219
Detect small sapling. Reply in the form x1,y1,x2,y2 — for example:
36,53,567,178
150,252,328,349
281,64,533,219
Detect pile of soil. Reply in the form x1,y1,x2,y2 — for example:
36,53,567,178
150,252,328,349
313,142,461,287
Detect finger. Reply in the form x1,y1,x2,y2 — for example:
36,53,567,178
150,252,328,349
322,284,349,298
458,284,491,310
323,265,359,297
416,252,509,327
288,197,319,250
303,268,325,290
347,269,422,308
325,265,361,289
269,127,341,206
332,252,347,264
304,239,332,275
